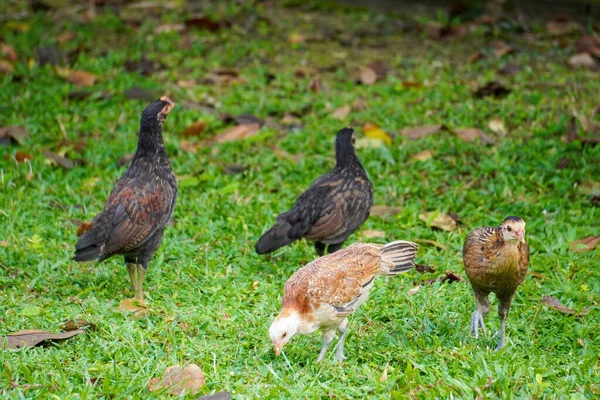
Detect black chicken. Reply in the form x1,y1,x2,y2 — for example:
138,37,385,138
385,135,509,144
74,96,178,309
255,127,373,256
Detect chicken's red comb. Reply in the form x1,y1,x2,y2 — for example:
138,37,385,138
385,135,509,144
159,96,175,115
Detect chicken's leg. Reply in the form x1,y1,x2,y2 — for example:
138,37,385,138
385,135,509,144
471,290,490,339
135,264,146,302
314,242,326,257
126,263,137,294
334,318,349,362
327,242,343,254
316,330,336,362
496,297,513,350
118,263,148,315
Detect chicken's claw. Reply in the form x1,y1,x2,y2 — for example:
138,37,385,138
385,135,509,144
470,310,487,339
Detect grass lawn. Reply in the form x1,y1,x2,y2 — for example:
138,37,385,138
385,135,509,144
1,1,599,398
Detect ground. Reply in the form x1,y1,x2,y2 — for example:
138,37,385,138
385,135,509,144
0,1,599,399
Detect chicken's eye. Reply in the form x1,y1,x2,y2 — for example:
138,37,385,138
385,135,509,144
506,226,512,232
282,332,287,338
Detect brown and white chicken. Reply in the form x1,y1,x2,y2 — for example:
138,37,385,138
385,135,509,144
463,216,529,349
269,240,418,362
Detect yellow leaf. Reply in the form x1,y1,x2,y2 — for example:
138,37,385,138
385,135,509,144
411,149,434,161
362,123,392,145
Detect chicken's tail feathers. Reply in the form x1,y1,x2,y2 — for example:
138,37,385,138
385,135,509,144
73,229,103,262
380,240,419,275
255,221,296,254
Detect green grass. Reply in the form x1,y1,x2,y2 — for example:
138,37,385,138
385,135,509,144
1,1,599,398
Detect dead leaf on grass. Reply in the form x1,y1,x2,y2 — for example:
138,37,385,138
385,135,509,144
380,362,389,383
331,105,351,121
60,319,96,332
415,264,436,273
492,40,513,57
370,205,401,219
363,230,386,239
568,53,597,68
419,211,457,231
407,285,421,296
12,151,33,163
399,124,443,140
2,329,85,349
363,123,392,145
357,65,377,85
148,364,205,396
179,140,200,154
203,68,247,86
182,121,207,137
488,118,507,137
67,70,97,87
569,236,600,252
185,16,224,31
57,31,76,44
0,126,29,146
454,128,496,144
213,123,260,143
1,43,17,62
308,77,322,93
293,67,318,78
577,180,600,196
542,295,590,316
575,35,600,57
473,81,511,98
440,270,464,283
411,149,434,161
43,151,75,169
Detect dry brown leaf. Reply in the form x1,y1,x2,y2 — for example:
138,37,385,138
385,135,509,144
183,121,206,137
575,35,600,57
179,140,200,154
1,43,17,62
331,105,351,121
293,67,318,78
492,40,513,57
440,270,464,283
363,230,386,239
2,329,85,349
419,211,457,231
399,124,443,140
0,60,14,74
0,126,29,146
358,65,377,85
380,362,389,383
454,128,496,145
60,319,95,332
415,264,436,273
363,123,392,145
57,31,76,44
213,123,260,143
569,53,596,68
13,151,33,162
67,70,97,87
542,295,590,316
43,151,74,169
407,286,421,296
118,298,149,318
370,205,401,219
308,77,322,93
569,236,600,253
203,68,247,86
148,364,205,396
411,149,434,162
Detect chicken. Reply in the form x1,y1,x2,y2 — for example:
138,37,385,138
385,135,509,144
256,127,373,256
73,96,178,310
269,240,418,362
463,216,529,349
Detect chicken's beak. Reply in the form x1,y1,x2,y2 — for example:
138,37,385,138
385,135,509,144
274,344,281,356
516,230,525,243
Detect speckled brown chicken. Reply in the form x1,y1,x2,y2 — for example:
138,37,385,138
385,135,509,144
255,127,373,256
269,240,418,362
463,216,529,349
73,97,178,308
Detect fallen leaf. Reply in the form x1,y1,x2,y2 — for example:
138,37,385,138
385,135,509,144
76,221,93,236
67,70,97,87
419,211,457,231
202,68,247,86
488,118,507,137
358,65,377,85
60,319,96,332
179,140,200,154
542,295,590,316
411,149,434,161
2,329,85,349
118,298,149,318
1,43,17,62
233,114,263,127
470,51,484,63
183,121,206,137
213,123,260,143
185,16,223,31
331,105,351,121
454,128,496,144
57,31,76,44
407,286,421,296
293,67,318,78
367,60,387,77
307,77,322,93
43,151,74,169
415,264,436,273
198,391,231,400
363,123,392,145
13,151,33,162
415,239,447,250
288,33,306,44
569,236,600,252
440,270,464,283
354,137,384,149
492,40,513,57
473,82,510,98
363,230,386,239
568,53,597,68
399,124,443,140
546,17,579,35
380,362,389,383
577,180,600,196
148,364,205,396
0,60,13,74
370,205,401,219
575,35,600,57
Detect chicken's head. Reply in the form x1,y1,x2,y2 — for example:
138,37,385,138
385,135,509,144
269,312,300,356
500,216,526,243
